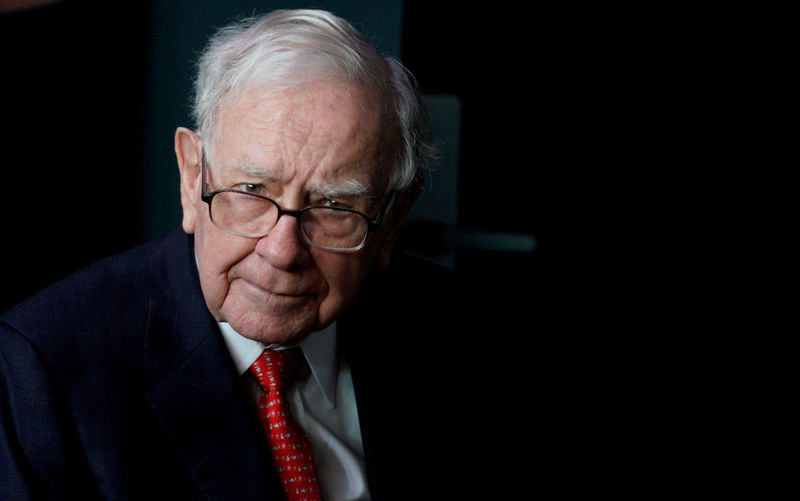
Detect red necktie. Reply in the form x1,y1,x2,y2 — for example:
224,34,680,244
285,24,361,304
250,349,321,501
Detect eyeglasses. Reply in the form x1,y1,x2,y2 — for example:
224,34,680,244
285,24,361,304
200,152,395,252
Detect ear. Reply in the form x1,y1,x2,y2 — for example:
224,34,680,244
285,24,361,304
375,178,422,271
175,127,204,234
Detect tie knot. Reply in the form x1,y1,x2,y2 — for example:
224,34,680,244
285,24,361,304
249,348,303,393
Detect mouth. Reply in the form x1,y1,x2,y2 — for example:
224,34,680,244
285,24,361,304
238,277,313,302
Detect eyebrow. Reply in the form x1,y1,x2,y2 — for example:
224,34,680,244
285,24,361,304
235,157,374,200
237,158,288,183
311,178,373,199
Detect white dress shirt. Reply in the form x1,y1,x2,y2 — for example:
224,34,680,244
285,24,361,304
218,321,370,501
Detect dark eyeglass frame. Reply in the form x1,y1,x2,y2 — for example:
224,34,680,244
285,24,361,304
199,149,396,253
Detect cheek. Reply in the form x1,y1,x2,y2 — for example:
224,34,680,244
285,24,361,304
194,218,253,319
313,247,378,323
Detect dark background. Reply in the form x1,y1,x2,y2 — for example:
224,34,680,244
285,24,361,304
1,0,148,310
0,1,614,497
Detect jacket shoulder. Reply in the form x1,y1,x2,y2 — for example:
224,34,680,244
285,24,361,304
0,229,191,353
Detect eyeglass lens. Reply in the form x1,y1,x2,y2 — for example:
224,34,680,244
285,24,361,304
209,191,368,249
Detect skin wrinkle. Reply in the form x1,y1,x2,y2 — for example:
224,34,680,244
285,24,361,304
210,90,379,209
177,79,407,345
233,156,373,207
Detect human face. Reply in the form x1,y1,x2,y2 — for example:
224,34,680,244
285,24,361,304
176,81,402,345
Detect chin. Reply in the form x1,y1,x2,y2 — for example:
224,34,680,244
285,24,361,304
226,308,319,346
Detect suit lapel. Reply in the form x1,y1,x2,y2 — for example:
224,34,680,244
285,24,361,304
142,230,284,500
340,257,475,500
340,291,403,500
146,332,283,500
348,350,388,500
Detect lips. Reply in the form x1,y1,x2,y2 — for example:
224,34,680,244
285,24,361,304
238,277,315,299
228,260,323,304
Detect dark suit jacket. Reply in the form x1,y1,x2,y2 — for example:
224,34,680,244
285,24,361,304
0,228,479,500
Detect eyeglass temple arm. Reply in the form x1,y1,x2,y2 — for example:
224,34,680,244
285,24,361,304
200,148,212,196
371,191,397,227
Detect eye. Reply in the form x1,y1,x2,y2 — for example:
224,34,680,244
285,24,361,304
323,199,351,209
237,183,264,195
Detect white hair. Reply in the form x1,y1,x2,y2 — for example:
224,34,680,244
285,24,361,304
191,9,435,192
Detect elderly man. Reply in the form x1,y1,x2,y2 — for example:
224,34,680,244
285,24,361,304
1,9,478,501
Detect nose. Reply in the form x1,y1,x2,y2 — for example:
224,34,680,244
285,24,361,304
254,213,311,269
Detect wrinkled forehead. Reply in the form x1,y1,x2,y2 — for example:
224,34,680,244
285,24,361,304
209,79,395,152
207,81,399,198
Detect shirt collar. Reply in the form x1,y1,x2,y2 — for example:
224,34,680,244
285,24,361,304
218,321,338,408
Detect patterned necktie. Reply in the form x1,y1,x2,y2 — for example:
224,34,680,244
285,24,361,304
250,349,321,501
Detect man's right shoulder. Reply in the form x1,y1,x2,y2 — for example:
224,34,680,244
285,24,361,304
0,228,191,343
